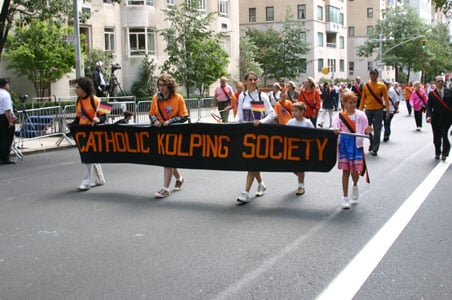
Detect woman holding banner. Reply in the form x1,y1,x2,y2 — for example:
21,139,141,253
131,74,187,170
149,74,189,198
72,77,106,191
234,71,276,203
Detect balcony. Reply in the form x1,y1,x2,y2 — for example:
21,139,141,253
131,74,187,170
325,22,341,33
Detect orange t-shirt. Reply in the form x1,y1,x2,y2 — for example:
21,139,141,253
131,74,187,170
297,88,321,117
274,100,293,125
149,93,188,122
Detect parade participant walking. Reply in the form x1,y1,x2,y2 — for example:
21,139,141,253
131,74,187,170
409,81,428,131
426,75,452,161
149,74,189,198
274,90,292,125
298,76,321,128
231,81,244,118
92,61,107,97
351,76,363,108
72,77,106,191
235,71,276,203
403,81,414,116
212,76,233,123
268,82,282,106
286,81,299,102
319,82,335,128
383,81,400,142
332,92,373,209
359,69,390,156
0,79,16,164
287,102,314,195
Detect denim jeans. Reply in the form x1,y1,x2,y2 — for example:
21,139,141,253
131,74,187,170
365,109,384,152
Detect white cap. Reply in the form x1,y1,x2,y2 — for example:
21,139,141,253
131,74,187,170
96,61,103,67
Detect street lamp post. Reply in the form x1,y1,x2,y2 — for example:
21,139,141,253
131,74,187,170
73,0,84,78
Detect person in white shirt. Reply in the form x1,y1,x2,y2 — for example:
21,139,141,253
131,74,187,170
235,71,276,203
383,81,400,142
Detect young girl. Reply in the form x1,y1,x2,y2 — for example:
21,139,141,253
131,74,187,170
332,92,373,209
274,91,293,125
234,71,276,203
287,102,314,195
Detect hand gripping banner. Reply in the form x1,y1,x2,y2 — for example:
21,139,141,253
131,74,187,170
70,123,338,172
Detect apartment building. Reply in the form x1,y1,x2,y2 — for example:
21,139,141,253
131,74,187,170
239,0,348,84
0,0,240,98
347,0,390,81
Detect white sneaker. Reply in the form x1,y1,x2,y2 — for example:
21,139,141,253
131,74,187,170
351,184,359,203
341,197,350,209
77,184,90,191
237,191,251,203
255,183,267,197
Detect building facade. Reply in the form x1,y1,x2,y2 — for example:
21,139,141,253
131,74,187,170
0,0,240,98
239,0,348,84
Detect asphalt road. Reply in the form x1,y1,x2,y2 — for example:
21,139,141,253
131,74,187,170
1,106,451,300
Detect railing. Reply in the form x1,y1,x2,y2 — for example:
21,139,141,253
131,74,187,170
14,97,221,146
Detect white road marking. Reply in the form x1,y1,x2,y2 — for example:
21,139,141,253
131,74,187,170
316,159,450,300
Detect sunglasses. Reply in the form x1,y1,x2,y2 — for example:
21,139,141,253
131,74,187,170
436,80,444,83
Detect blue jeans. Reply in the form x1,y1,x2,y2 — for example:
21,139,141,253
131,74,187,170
383,112,394,138
365,109,384,152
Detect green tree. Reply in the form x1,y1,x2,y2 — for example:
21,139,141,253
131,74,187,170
244,10,309,85
84,49,113,77
238,33,263,81
0,0,73,61
160,1,229,97
432,0,452,16
131,55,158,99
356,6,430,81
4,20,75,97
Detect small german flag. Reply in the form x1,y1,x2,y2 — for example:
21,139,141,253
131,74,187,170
251,102,265,112
98,102,112,114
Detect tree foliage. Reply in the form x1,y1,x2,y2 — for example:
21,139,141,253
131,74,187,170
4,20,75,97
0,0,73,61
131,55,158,99
432,0,452,16
238,34,263,82
243,10,309,85
160,1,229,97
356,6,432,79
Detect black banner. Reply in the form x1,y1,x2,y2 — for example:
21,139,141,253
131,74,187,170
69,123,338,172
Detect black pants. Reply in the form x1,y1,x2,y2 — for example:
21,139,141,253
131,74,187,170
0,115,15,162
414,110,423,128
431,119,452,157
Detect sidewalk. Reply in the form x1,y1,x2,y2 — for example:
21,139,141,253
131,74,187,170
13,135,75,156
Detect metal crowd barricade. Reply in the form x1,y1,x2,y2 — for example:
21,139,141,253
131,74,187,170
198,97,215,121
135,100,151,124
14,106,67,148
184,98,200,123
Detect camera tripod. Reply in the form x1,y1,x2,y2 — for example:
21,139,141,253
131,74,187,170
108,71,124,98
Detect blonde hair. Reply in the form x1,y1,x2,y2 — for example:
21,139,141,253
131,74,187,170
305,77,317,89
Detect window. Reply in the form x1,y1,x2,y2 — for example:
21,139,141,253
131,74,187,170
349,61,354,75
367,26,373,34
316,6,323,21
249,8,256,22
339,36,344,49
194,0,206,11
128,28,155,56
167,0,175,5
127,0,154,5
318,58,324,72
297,5,306,20
348,26,355,37
104,27,115,52
326,5,341,24
219,0,229,17
340,59,344,72
266,7,274,22
328,59,336,73
367,61,373,71
367,8,373,18
317,32,324,47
